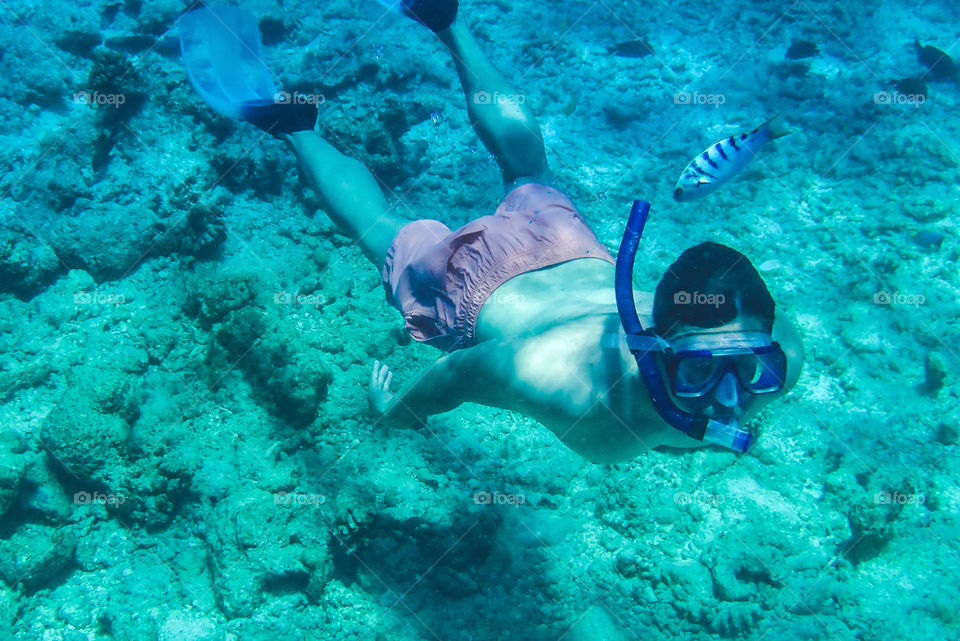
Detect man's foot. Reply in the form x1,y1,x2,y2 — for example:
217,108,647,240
238,101,318,139
394,0,458,33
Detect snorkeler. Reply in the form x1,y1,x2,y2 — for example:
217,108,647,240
180,1,803,463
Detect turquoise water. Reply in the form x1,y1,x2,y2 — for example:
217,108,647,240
1,0,957,639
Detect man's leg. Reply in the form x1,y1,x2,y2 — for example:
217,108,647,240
437,20,552,191
286,131,407,269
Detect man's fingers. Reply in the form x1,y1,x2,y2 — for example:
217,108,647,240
378,365,387,388
371,360,392,390
368,360,397,395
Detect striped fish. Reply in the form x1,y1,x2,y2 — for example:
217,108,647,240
674,113,790,202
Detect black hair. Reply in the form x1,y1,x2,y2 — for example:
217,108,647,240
652,242,775,336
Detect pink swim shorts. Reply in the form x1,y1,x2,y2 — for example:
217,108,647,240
380,183,615,352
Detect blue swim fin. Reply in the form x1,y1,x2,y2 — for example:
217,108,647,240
179,6,316,137
376,0,458,32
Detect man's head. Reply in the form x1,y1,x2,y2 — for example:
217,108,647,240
652,242,774,338
650,242,779,428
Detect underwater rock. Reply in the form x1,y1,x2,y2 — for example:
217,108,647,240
215,307,267,361
209,148,287,199
205,490,333,618
780,574,841,615
703,546,782,602
215,308,333,426
184,269,260,326
157,611,227,641
603,101,637,131
707,602,761,637
0,523,77,594
830,467,920,566
158,611,225,641
257,344,333,426
15,459,74,525
0,230,63,299
41,388,131,486
658,559,715,622
0,583,14,637
54,199,226,282
0,430,28,521
38,385,186,529
43,3,100,57
615,545,639,578
935,417,958,445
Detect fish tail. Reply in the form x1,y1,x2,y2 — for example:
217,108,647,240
759,112,791,140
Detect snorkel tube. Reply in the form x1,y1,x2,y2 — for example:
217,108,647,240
615,200,752,453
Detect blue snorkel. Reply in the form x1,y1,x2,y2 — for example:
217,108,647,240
614,201,753,453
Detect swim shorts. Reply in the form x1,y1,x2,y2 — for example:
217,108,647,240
381,183,615,352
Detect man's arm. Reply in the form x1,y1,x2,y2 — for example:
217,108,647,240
369,339,515,428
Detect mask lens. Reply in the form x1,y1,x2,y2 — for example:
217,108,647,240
737,349,786,393
737,354,764,386
672,354,720,396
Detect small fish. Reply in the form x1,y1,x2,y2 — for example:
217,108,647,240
912,230,945,250
104,33,180,57
674,113,790,202
890,77,927,99
914,40,957,80
610,40,654,59
104,35,157,53
785,40,819,60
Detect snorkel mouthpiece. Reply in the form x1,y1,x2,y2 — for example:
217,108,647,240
614,200,753,453
704,417,751,452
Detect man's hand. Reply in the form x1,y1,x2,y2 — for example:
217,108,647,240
368,359,395,416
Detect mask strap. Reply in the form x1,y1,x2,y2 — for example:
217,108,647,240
601,333,671,353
